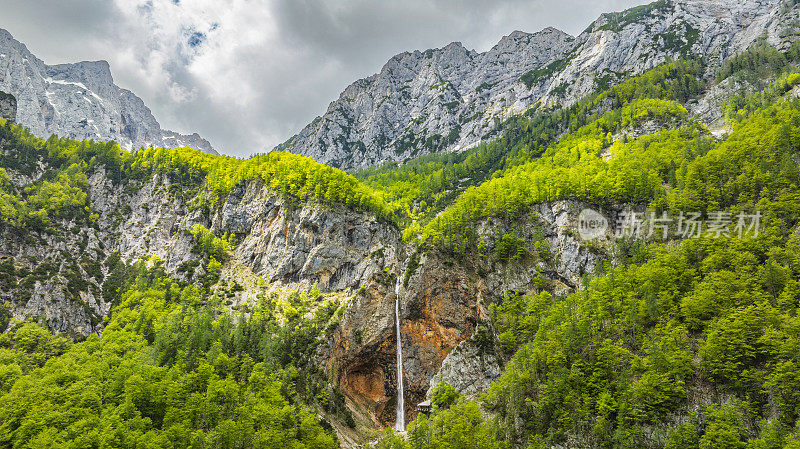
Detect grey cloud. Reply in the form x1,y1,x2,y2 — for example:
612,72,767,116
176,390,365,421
0,0,123,62
0,0,646,157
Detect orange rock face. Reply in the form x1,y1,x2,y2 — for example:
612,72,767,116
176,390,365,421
325,251,485,426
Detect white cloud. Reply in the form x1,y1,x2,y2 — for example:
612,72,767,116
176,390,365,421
0,0,646,157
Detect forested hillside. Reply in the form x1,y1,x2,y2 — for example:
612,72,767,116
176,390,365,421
0,121,393,231
0,263,341,447
372,40,800,449
0,117,404,446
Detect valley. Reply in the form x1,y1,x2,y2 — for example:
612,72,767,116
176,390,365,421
2,1,800,448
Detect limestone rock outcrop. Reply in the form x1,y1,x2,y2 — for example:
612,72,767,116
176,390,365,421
426,337,504,398
0,28,216,154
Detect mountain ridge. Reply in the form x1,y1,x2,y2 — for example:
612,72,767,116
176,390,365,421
276,0,799,170
0,28,217,154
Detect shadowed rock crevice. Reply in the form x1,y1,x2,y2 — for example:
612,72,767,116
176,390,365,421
0,91,15,122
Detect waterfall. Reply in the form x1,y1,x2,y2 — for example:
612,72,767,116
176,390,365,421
394,275,405,432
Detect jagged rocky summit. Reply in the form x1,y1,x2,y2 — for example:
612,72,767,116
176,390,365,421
0,28,216,154
276,0,799,170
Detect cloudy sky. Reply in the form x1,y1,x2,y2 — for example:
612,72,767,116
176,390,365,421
0,0,645,157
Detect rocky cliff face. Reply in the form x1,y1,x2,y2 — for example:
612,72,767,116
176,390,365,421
0,28,216,154
0,156,400,338
426,337,504,398
0,90,15,122
277,0,799,170
212,180,402,292
325,251,482,426
322,200,615,428
276,27,575,169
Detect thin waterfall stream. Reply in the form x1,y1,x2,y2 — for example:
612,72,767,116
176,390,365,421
394,274,405,432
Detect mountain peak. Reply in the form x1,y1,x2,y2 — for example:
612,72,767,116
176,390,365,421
47,59,115,89
443,41,466,51
504,30,532,40
541,26,566,34
497,27,572,47
0,28,216,154
64,59,112,76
